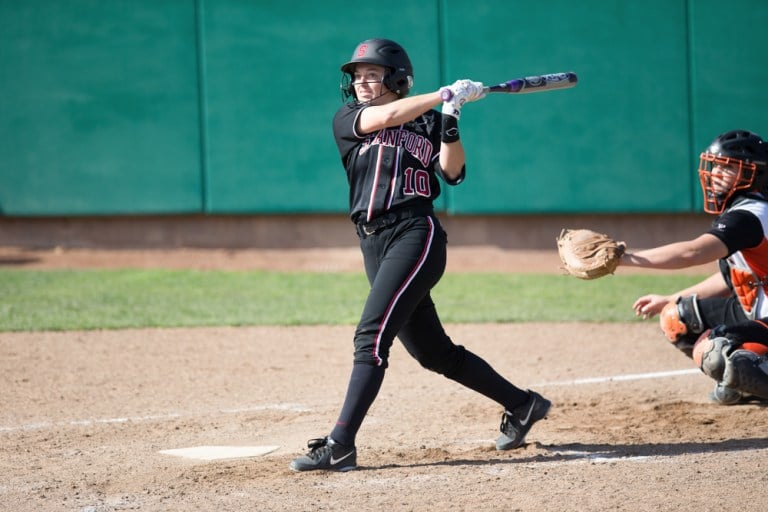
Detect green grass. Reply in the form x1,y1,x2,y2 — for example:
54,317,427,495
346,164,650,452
0,269,706,331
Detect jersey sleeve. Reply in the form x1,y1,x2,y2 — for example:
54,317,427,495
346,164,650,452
708,209,764,255
332,103,366,164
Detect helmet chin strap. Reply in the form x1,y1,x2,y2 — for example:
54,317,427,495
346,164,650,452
359,89,396,105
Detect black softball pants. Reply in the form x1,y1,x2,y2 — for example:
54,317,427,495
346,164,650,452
355,215,458,370
329,215,528,446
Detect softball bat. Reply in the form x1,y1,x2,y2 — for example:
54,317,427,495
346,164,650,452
440,72,578,101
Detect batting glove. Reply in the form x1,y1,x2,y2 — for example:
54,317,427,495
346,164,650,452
441,98,462,120
455,79,486,103
440,79,486,120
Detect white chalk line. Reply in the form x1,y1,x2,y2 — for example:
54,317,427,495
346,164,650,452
0,403,310,434
532,444,768,467
0,369,700,434
532,368,700,387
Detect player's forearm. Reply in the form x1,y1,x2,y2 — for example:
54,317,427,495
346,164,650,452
439,140,466,180
621,235,727,269
359,92,443,131
672,272,730,300
622,245,701,269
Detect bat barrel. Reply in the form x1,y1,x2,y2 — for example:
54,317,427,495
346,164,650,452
488,72,577,94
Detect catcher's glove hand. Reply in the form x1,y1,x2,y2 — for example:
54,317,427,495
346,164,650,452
556,228,626,280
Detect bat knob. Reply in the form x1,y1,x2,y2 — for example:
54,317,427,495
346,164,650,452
439,87,453,102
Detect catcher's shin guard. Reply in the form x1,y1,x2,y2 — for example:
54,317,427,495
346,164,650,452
722,350,768,400
710,382,746,405
694,333,768,399
660,295,704,357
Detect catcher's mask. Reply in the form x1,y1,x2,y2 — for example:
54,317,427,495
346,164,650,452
698,130,768,214
340,38,413,103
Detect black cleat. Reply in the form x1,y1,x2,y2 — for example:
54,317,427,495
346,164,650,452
496,390,551,450
289,436,357,472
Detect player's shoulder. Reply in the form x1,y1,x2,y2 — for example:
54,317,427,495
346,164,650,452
713,197,767,245
727,195,768,218
334,101,362,118
333,102,368,140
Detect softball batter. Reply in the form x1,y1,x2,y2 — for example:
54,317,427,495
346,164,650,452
290,38,551,472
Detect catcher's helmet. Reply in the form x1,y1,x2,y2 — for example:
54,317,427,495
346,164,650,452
698,130,768,213
340,38,413,102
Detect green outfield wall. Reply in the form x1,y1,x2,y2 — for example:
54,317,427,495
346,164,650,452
1,0,766,216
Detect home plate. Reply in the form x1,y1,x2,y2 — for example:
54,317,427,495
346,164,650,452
159,445,280,461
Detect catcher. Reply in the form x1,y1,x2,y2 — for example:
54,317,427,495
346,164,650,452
558,130,768,405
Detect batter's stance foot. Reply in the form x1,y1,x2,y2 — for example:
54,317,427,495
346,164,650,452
496,390,551,450
289,436,357,472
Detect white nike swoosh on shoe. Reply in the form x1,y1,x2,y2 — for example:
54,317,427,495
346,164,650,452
330,451,354,466
518,400,535,427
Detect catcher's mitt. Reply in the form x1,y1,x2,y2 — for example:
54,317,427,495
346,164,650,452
556,228,626,280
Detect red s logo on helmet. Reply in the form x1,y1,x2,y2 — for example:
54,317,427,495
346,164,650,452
356,44,368,57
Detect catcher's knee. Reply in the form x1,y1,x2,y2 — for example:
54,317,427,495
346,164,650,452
660,295,704,357
693,333,768,400
692,334,732,381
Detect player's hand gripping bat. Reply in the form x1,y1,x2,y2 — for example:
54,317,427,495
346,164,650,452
440,72,578,101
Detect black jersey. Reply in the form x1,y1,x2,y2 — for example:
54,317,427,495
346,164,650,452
707,195,766,256
333,102,464,223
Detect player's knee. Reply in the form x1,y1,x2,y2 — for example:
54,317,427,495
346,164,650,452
416,344,465,376
660,295,705,357
353,346,389,368
692,334,732,381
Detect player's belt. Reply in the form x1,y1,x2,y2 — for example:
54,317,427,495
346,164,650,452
356,206,434,237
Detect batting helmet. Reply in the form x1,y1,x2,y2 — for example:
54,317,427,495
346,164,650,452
340,38,413,102
698,130,768,213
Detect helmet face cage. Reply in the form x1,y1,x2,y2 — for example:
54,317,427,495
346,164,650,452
697,130,768,214
340,39,414,103
698,154,757,213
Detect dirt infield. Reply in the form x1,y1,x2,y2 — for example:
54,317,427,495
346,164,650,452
1,247,765,511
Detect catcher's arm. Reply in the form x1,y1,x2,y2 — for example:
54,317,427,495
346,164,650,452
620,234,727,269
632,272,730,318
